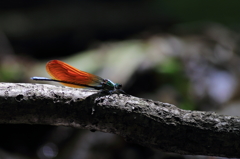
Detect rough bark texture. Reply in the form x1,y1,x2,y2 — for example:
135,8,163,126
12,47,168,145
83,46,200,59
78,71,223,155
0,83,240,157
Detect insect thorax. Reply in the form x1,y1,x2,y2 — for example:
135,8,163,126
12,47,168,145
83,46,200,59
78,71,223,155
101,79,121,90
100,79,126,94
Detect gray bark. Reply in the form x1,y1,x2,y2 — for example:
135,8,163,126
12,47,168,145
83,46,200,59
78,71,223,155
0,83,239,157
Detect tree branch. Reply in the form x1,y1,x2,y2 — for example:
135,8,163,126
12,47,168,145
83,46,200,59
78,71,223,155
0,83,239,157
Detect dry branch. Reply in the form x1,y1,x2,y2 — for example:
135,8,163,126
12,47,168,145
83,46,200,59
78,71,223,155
0,83,239,157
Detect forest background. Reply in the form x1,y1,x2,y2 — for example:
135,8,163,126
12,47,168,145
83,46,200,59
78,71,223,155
0,1,240,159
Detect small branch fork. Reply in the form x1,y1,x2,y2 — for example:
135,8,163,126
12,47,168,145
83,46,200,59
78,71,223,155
0,83,239,157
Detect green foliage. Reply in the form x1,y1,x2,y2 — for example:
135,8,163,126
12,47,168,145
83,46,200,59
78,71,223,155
156,58,196,110
156,0,240,25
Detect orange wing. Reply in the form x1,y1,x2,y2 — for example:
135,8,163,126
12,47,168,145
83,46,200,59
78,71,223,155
46,60,103,88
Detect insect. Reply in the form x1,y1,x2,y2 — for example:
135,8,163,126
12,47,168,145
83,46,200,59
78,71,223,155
31,60,127,95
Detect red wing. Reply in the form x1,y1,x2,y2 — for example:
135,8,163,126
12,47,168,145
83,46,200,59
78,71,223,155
46,60,103,88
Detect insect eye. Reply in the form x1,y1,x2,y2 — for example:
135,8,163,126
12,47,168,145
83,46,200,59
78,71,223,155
116,84,122,89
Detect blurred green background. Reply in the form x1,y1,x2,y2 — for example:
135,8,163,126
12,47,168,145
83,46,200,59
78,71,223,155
0,0,240,158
